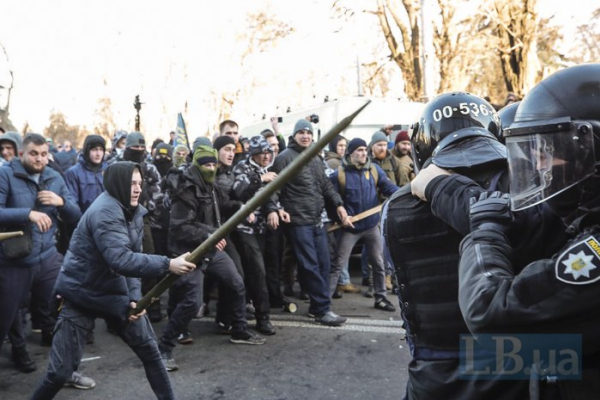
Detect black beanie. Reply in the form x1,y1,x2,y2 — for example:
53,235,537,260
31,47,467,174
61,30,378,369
346,138,367,155
213,135,236,152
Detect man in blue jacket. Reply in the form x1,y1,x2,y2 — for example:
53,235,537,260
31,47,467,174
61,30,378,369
0,133,81,353
64,134,107,213
30,161,197,400
329,138,399,311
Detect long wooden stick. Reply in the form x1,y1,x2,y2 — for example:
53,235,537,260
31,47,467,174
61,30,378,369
131,101,371,315
327,205,383,232
0,231,24,242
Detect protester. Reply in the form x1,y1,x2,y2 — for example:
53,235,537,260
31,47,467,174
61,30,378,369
29,161,196,399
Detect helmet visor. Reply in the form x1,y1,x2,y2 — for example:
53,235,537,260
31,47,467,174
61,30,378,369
506,121,595,211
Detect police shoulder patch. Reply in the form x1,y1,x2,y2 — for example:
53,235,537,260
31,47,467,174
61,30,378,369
555,235,600,285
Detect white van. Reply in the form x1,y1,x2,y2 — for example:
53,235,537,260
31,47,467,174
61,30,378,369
240,96,425,144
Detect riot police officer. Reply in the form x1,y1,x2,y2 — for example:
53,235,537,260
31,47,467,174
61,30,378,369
413,64,600,399
382,92,531,399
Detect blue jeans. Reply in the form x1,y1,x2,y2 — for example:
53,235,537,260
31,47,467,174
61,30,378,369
30,301,175,400
284,224,331,316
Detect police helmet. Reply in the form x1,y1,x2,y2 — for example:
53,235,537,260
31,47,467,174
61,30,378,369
411,92,503,172
503,63,600,211
498,101,520,142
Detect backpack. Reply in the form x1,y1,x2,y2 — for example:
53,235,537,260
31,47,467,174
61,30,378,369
337,164,378,197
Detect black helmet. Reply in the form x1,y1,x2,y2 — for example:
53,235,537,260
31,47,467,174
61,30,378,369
504,63,600,211
498,101,520,142
411,92,502,172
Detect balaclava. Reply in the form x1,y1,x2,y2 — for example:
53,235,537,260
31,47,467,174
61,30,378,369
193,145,218,183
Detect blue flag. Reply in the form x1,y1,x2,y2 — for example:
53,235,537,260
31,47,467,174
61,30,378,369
174,112,191,150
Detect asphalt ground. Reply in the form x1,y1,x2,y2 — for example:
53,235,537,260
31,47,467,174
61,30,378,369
0,278,410,400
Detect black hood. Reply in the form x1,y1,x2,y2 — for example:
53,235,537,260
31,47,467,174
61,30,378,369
103,161,143,212
83,134,106,167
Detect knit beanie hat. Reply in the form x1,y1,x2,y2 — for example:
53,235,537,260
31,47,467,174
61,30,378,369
126,131,145,148
369,131,388,147
346,138,367,155
328,135,346,153
293,119,313,136
395,130,410,144
213,135,236,152
154,142,173,159
192,136,212,152
193,144,218,166
248,135,273,156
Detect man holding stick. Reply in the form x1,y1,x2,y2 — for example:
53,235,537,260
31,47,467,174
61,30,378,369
329,138,398,311
30,161,196,400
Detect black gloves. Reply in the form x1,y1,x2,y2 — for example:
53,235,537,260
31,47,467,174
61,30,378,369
469,191,512,233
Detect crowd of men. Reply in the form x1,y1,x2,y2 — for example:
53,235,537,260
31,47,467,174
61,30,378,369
0,110,412,398
2,62,599,400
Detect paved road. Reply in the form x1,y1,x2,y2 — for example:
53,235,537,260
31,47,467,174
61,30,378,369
0,283,410,400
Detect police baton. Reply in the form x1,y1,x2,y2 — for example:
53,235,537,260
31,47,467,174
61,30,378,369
130,100,371,316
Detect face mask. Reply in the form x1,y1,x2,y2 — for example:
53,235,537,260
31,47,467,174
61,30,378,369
154,159,173,177
198,165,216,183
123,148,145,163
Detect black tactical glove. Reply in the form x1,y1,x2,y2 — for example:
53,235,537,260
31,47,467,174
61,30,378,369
469,191,513,233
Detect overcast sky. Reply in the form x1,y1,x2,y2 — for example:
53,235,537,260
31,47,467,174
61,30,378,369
0,0,595,142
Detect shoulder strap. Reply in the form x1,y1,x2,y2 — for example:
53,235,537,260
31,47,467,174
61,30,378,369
370,164,379,186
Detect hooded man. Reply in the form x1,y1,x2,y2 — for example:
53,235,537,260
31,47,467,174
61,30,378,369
173,144,190,168
65,134,108,213
324,135,347,170
0,131,22,166
30,161,196,400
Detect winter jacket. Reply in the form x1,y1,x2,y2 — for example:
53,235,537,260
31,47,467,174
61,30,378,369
329,156,398,233
168,164,242,256
54,192,170,321
54,149,77,171
269,140,343,226
0,159,81,267
231,158,269,235
64,154,107,212
324,151,342,170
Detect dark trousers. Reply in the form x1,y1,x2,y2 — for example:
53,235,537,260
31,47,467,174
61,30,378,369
29,252,63,335
232,231,270,316
30,301,174,400
205,250,247,334
264,227,284,305
284,224,331,316
0,265,33,348
160,268,203,351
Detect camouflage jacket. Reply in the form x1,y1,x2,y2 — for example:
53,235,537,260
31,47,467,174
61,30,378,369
231,158,270,235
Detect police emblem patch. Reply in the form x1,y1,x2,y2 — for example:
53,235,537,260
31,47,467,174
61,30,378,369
555,236,600,285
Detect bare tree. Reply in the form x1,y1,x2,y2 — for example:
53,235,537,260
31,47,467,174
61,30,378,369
93,96,116,145
571,7,600,63
372,0,422,100
0,41,16,131
44,110,90,149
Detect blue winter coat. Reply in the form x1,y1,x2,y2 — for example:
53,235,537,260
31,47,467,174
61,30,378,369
329,157,399,233
64,154,107,212
54,192,171,321
0,159,81,267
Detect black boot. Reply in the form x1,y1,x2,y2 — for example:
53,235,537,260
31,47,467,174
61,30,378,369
255,315,276,336
12,346,36,373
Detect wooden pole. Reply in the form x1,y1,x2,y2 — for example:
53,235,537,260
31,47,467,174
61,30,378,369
327,204,383,233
